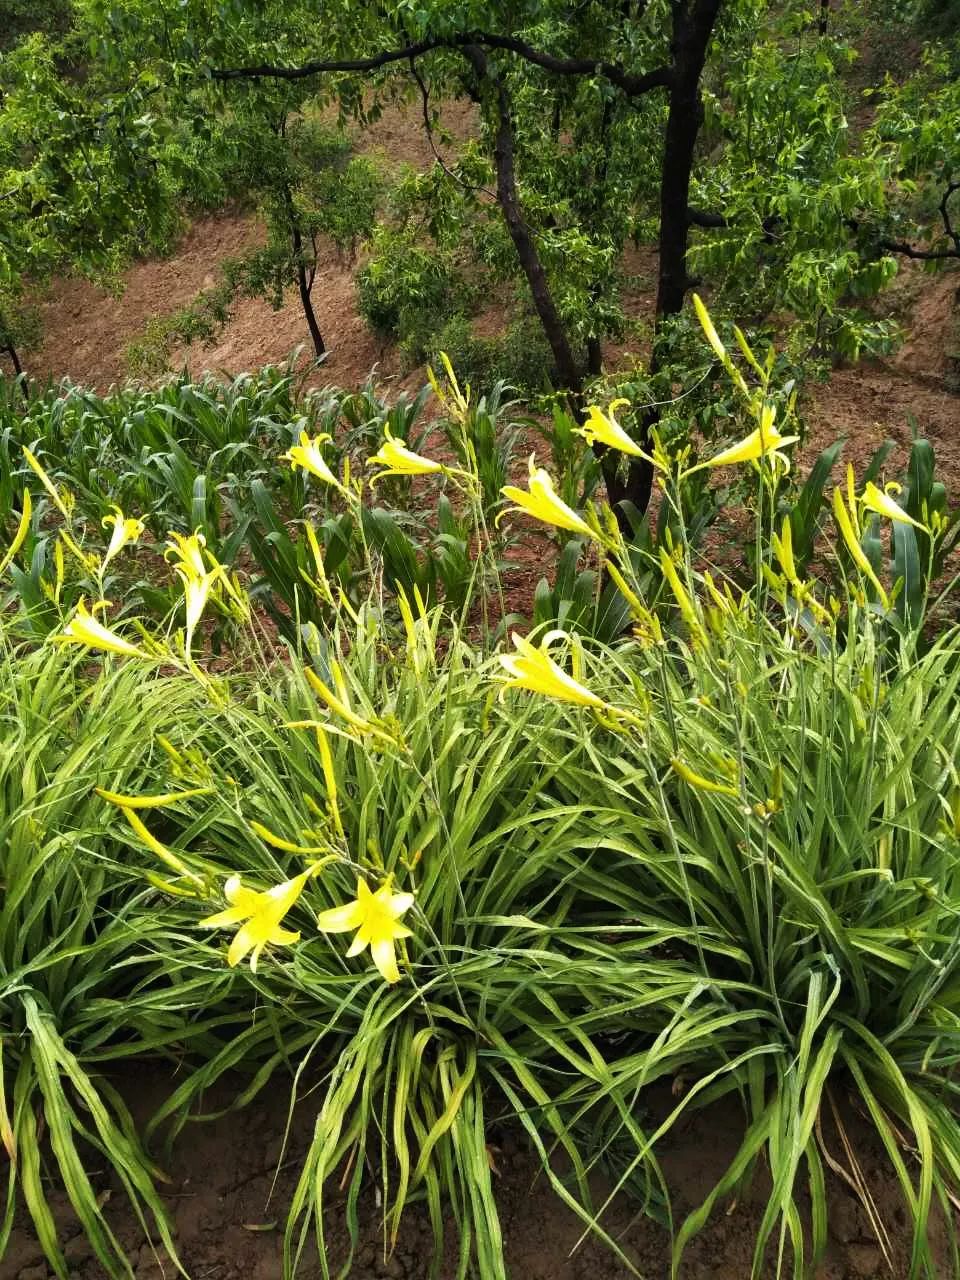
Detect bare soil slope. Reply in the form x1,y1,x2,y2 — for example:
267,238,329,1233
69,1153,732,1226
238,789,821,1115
3,1067,951,1280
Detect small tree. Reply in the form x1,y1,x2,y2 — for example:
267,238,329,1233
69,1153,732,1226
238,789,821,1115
204,106,383,359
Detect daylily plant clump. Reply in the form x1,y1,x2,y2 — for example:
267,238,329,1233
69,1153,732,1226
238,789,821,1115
4,298,947,995
3,302,960,1280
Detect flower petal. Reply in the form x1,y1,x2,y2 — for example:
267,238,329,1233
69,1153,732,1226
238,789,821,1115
227,923,257,968
346,932,369,958
199,904,251,929
316,901,364,933
371,937,401,984
267,927,300,947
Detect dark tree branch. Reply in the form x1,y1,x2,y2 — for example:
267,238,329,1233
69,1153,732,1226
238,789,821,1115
2,342,24,379
215,32,673,98
464,33,673,96
215,38,444,82
878,238,960,261
407,57,497,200
938,180,960,252
874,182,960,262
687,205,727,228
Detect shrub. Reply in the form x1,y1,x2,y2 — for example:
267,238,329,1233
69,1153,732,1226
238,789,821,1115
356,227,465,358
425,313,555,397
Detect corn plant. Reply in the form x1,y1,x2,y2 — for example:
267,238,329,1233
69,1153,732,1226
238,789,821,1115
531,537,632,641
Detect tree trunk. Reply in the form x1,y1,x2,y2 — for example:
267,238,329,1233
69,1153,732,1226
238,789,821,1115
655,0,722,326
818,0,830,36
3,340,24,379
279,158,326,361
463,45,583,398
585,98,614,380
603,0,723,517
292,221,326,359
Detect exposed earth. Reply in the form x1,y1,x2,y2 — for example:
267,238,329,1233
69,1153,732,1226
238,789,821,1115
2,1066,952,1280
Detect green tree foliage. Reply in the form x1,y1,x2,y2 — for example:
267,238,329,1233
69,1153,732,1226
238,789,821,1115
0,0,72,50
90,0,952,510
0,28,182,373
6,0,960,508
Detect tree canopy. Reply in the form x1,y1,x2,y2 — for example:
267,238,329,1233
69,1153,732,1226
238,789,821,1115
2,0,958,504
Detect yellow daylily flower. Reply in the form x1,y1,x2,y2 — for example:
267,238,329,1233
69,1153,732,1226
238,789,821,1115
221,568,251,625
846,464,859,532
498,630,605,708
48,538,64,605
832,487,889,609
316,877,414,984
689,404,799,474
22,446,74,521
284,431,341,488
165,530,209,580
304,665,375,733
500,456,596,539
291,666,400,748
577,400,645,458
117,806,200,883
95,786,213,809
165,531,223,650
248,819,331,855
200,867,317,972
315,724,345,840
101,506,145,571
0,490,31,578
771,517,799,584
702,570,741,616
670,757,739,799
659,549,704,642
692,293,749,396
368,426,443,480
180,569,220,639
693,293,728,365
604,559,664,646
862,481,925,530
428,351,470,418
57,598,149,659
59,528,97,573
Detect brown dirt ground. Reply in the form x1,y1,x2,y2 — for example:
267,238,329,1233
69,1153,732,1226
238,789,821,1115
804,269,960,482
2,1066,952,1280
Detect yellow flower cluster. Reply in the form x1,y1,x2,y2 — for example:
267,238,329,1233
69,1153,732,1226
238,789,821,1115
832,465,925,609
97,775,416,983
196,864,416,984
